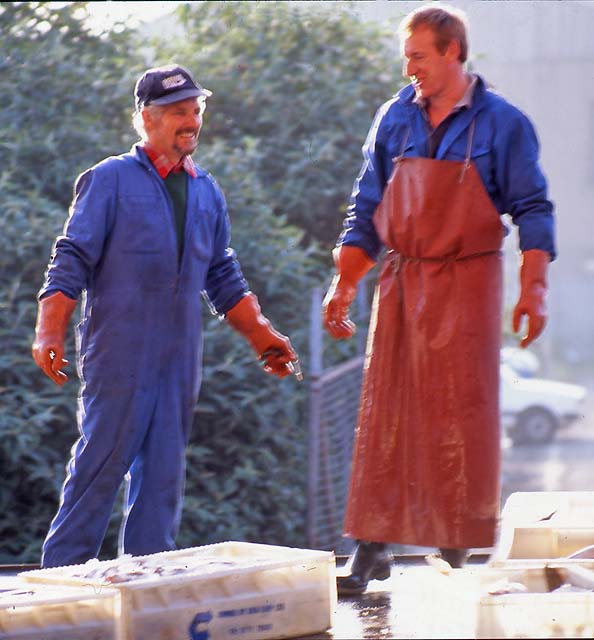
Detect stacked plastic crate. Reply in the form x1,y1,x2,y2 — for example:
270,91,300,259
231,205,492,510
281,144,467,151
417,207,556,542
477,491,594,638
1,542,336,640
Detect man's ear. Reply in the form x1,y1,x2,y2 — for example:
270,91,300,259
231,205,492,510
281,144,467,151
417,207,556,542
445,38,462,62
141,108,152,132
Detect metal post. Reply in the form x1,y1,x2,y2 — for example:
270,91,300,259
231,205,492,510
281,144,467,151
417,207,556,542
356,279,369,357
309,287,323,378
307,287,323,548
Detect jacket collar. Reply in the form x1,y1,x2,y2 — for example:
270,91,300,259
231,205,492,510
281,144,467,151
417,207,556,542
130,143,207,178
397,75,490,159
141,143,197,179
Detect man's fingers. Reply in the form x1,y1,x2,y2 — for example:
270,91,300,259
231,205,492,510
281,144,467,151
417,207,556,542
33,346,69,385
326,318,356,340
49,368,69,386
262,358,292,378
47,354,68,385
261,349,302,379
323,299,356,340
520,315,545,349
514,308,546,349
263,363,292,378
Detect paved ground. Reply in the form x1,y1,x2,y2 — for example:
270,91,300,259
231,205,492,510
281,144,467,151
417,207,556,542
301,553,594,639
300,557,487,640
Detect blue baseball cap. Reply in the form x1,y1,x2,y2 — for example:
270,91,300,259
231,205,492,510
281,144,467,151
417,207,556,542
134,64,212,110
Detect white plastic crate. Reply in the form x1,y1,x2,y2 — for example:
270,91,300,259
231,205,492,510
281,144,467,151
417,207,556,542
491,491,594,564
0,576,116,639
476,562,594,638
22,541,336,640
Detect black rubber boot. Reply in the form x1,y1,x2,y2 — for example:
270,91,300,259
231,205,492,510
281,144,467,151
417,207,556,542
438,547,468,568
337,541,392,595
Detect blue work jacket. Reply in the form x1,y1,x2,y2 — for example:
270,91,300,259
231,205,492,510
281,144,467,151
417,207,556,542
340,75,556,261
39,144,249,400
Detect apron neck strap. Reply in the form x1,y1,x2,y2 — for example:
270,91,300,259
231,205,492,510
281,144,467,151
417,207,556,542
458,118,476,183
394,128,410,163
465,118,476,166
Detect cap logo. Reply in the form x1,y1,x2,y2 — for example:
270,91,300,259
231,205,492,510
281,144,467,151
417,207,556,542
162,74,186,90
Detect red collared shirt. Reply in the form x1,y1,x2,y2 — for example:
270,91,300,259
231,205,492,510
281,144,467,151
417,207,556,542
141,143,197,179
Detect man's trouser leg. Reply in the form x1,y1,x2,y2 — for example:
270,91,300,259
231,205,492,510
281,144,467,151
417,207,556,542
42,393,153,568
120,379,191,556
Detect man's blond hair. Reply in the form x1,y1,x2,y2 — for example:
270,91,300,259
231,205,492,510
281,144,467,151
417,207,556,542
399,4,469,63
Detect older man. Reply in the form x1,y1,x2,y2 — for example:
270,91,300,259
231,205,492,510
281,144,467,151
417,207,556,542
323,5,556,594
33,64,298,568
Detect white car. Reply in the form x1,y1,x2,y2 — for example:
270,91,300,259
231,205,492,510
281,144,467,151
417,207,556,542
500,362,587,445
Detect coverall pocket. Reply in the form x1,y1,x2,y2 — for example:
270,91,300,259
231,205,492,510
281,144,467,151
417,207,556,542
448,140,491,170
118,196,167,254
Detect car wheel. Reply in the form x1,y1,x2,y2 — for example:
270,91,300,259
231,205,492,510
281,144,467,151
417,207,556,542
511,408,559,445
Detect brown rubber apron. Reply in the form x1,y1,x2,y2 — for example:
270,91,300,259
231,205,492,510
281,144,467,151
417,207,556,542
344,123,506,548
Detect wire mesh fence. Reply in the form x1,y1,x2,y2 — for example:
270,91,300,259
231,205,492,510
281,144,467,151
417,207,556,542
307,282,371,554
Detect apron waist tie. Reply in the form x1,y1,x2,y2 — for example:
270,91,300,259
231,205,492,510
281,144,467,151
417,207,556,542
386,249,501,274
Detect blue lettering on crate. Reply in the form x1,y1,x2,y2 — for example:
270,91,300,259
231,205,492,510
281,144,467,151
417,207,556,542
217,601,286,619
230,625,254,635
189,610,213,640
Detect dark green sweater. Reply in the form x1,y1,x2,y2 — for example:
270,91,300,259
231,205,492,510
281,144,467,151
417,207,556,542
164,171,187,263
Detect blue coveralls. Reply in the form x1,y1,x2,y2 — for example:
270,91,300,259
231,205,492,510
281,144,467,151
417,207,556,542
39,145,249,567
340,75,556,259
